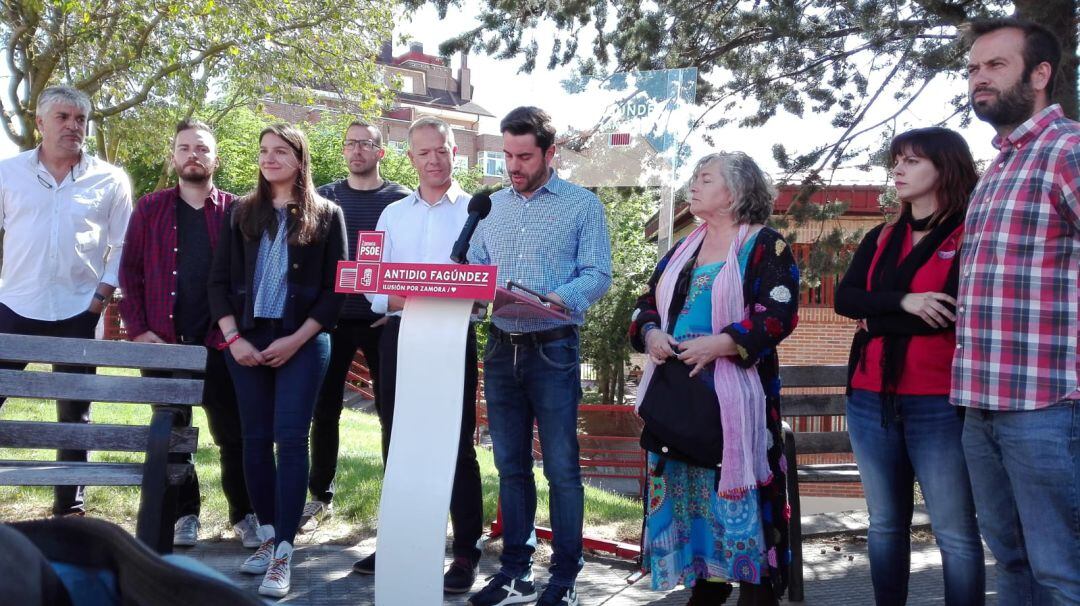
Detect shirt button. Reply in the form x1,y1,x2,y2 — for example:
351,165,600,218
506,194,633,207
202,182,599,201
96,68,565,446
168,314,173,319
292,263,299,269
998,162,1005,168
958,306,965,313
661,446,669,453
521,228,526,233
956,344,962,350
170,292,176,296
525,204,530,209
173,247,178,252
172,271,177,275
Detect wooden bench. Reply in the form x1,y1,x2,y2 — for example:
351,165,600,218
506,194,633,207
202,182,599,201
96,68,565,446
780,365,853,602
0,333,206,554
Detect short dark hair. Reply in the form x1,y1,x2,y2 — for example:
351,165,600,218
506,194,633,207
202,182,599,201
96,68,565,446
174,118,214,144
889,127,978,226
500,106,556,152
347,120,382,146
965,18,1062,98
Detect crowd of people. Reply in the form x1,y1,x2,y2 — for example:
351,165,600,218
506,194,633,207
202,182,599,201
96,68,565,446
0,15,1077,606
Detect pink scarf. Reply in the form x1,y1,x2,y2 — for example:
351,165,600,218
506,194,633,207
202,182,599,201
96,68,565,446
636,223,772,498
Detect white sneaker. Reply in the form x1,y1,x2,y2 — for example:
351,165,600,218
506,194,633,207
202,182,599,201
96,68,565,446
233,513,261,549
173,514,199,547
259,542,293,598
240,524,275,574
298,500,332,533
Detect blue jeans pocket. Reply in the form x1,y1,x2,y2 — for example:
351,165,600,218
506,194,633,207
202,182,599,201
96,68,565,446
537,339,578,370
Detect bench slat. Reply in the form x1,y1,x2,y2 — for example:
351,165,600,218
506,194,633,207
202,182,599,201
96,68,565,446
798,463,861,482
0,461,192,486
0,369,202,405
0,334,206,371
792,431,852,454
779,365,848,388
0,421,198,453
782,394,846,417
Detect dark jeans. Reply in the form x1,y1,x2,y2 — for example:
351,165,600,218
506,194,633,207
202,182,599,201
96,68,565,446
224,321,331,546
309,318,383,503
482,329,584,588
379,317,483,562
144,345,252,524
0,303,98,515
847,390,985,605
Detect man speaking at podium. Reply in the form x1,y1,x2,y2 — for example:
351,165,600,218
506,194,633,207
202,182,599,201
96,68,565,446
356,116,485,594
466,106,612,606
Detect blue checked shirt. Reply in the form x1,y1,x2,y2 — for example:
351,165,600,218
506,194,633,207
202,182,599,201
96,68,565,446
468,170,612,332
253,208,288,319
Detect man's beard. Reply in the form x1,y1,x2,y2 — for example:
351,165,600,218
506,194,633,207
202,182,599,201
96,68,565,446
514,163,550,193
177,164,211,184
971,74,1037,128
349,163,377,178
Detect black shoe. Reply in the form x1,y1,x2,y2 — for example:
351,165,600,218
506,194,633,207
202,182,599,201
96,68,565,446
686,580,733,605
467,572,537,605
444,556,479,594
352,551,376,575
538,584,578,605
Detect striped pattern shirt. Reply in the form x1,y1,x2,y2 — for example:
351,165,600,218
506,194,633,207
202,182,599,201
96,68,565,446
468,171,612,332
952,104,1080,411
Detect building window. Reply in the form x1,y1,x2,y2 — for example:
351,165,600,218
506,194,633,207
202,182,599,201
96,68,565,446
478,151,506,177
454,156,470,172
385,140,407,153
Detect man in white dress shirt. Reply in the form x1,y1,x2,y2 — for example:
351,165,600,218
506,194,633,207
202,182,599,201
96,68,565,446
0,86,133,516
352,116,484,594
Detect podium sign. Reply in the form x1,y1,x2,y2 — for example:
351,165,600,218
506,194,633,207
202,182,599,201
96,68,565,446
336,261,497,300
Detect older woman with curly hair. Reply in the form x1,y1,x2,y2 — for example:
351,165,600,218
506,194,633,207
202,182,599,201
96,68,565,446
629,152,800,605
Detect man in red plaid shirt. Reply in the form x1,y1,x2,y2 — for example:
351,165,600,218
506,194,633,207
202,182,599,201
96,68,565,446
954,19,1080,603
118,120,256,550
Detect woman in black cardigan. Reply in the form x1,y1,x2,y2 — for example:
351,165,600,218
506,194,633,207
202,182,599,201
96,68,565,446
835,127,983,606
629,152,799,605
208,123,346,599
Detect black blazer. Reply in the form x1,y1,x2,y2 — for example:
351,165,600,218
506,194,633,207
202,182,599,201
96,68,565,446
208,201,348,334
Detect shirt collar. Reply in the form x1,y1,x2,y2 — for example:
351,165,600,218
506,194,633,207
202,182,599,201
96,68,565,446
30,145,89,181
993,104,1065,151
411,181,466,207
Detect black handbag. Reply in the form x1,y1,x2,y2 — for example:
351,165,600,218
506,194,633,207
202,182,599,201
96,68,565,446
638,358,724,469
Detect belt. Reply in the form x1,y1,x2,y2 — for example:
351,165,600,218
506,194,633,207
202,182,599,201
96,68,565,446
176,335,204,345
489,324,577,346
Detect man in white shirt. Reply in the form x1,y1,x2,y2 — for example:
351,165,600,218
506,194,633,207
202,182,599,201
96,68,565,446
0,85,133,516
353,117,484,594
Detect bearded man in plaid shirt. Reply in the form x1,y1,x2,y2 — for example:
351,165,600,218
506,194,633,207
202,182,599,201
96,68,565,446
955,18,1080,604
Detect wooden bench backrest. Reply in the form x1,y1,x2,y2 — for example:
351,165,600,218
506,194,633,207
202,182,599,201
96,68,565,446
778,365,850,454
0,334,206,454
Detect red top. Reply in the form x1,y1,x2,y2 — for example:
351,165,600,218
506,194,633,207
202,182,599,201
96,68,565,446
851,224,963,395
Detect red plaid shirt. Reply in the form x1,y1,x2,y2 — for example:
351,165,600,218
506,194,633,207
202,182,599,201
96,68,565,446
952,105,1080,411
118,186,235,348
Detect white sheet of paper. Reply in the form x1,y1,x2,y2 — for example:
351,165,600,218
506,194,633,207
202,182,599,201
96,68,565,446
375,296,473,605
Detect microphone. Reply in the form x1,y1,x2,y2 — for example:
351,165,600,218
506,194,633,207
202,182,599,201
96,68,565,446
450,192,493,264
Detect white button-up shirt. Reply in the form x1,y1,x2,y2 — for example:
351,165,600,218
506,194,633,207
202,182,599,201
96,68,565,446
0,148,132,321
367,182,470,316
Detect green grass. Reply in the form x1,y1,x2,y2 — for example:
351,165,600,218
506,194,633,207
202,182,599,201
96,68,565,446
0,366,642,544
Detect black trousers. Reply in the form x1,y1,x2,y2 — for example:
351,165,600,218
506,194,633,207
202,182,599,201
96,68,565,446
144,344,253,524
0,303,98,515
379,317,483,562
309,318,384,503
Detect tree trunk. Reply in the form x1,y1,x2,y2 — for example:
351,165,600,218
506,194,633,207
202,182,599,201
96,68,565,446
1016,0,1079,119
598,365,611,406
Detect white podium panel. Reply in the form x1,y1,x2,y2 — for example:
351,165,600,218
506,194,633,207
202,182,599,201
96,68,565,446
375,296,473,605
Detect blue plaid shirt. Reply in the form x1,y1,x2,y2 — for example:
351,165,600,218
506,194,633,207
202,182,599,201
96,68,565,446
468,170,612,332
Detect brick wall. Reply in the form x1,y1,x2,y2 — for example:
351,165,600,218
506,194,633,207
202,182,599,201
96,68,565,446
778,307,855,367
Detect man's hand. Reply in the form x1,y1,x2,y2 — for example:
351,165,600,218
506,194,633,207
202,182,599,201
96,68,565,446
545,292,566,308
88,298,106,315
261,334,304,368
371,316,390,328
133,331,166,344
388,295,406,312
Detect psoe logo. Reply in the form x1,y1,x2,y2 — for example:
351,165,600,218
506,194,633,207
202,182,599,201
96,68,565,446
357,231,385,262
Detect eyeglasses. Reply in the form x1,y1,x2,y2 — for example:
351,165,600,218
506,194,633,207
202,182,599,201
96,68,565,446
344,139,380,151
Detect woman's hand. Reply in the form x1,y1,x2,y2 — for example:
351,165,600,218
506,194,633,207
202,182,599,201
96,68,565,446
645,328,679,365
678,334,736,377
900,292,956,328
229,337,266,367
261,334,304,368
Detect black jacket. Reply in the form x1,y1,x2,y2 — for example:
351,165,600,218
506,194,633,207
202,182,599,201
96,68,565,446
208,201,348,334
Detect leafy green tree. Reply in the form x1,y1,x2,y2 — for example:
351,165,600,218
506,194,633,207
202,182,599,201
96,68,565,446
580,188,656,405
1,0,394,155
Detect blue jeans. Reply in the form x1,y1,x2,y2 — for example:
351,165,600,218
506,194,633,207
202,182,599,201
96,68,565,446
483,332,584,588
847,390,984,605
225,321,331,546
962,401,1080,605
